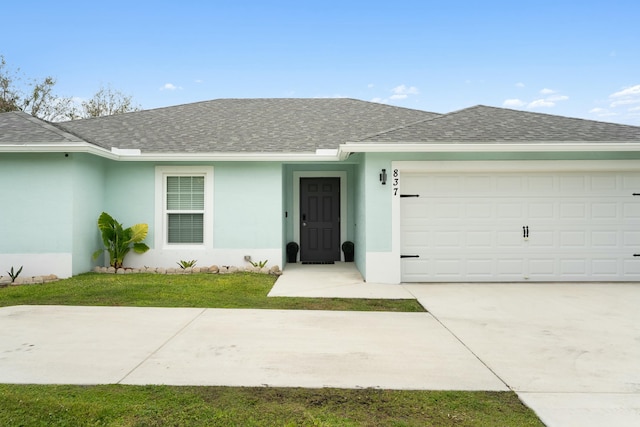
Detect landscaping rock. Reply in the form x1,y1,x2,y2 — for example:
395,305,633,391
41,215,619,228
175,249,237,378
209,265,219,274
116,268,125,274
107,267,116,274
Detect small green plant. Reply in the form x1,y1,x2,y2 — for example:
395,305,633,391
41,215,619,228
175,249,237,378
177,260,197,269
7,266,23,283
92,212,150,269
249,259,268,268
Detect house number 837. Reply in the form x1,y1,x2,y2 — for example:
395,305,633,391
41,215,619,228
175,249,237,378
392,169,399,196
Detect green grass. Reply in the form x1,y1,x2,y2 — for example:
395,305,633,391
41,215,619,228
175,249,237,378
0,272,424,312
0,273,544,425
0,385,543,427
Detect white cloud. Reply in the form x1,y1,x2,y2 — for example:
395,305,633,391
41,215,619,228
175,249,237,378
547,95,569,102
372,84,419,104
610,84,640,98
515,82,525,88
195,79,203,84
528,99,555,108
608,85,640,109
367,83,375,89
589,108,607,113
540,88,556,95
160,83,181,91
630,106,640,112
610,98,640,108
503,99,526,107
391,84,419,96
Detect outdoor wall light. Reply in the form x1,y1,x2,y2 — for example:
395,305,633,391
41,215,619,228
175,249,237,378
380,168,387,185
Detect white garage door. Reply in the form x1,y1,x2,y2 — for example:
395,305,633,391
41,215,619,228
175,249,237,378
400,171,640,282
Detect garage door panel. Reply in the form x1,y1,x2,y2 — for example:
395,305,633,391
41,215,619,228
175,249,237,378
401,171,640,282
592,203,618,219
528,202,555,219
623,175,640,189
497,203,525,219
560,203,586,219
623,232,640,247
528,258,556,277
528,230,555,248
623,259,640,276
623,203,640,219
591,231,618,247
592,259,619,276
560,259,588,276
496,230,523,246
559,231,587,247
592,175,617,191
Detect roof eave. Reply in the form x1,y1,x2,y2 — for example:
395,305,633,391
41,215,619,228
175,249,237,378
340,142,640,154
0,144,343,162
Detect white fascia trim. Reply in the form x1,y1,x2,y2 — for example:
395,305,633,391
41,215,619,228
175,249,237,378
0,144,343,162
0,143,117,158
116,152,342,162
340,142,640,154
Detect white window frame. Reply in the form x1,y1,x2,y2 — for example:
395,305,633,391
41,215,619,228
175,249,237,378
155,166,214,249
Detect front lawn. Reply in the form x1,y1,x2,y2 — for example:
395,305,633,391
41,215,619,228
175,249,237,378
0,272,424,312
0,385,543,427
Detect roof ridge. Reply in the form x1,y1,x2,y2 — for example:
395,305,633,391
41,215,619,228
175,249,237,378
13,111,85,142
355,112,442,141
472,104,640,129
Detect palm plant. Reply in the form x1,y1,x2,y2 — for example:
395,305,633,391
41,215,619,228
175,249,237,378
92,212,150,269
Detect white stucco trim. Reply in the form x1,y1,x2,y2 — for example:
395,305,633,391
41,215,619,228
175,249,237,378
126,248,283,271
154,166,214,251
0,253,73,279
292,171,348,260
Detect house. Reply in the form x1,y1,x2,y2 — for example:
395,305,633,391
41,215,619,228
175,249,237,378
1,98,640,283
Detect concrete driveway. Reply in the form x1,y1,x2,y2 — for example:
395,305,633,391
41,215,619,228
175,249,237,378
404,283,640,427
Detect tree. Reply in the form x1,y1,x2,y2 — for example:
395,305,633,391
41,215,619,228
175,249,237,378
0,55,140,121
81,85,140,118
0,55,26,113
0,55,72,121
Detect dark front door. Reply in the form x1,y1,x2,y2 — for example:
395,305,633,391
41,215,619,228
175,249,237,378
300,177,341,262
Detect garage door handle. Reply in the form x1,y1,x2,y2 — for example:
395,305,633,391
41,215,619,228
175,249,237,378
401,255,420,258
523,226,529,238
400,194,420,198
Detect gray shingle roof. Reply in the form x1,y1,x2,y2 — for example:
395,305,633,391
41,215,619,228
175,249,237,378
358,105,640,143
55,98,440,153
0,111,84,144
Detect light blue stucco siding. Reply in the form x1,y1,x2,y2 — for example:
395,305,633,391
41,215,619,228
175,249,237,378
214,162,283,249
104,162,156,247
0,153,75,277
71,154,107,275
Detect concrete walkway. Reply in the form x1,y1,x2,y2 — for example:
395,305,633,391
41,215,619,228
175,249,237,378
0,305,505,390
1,263,639,426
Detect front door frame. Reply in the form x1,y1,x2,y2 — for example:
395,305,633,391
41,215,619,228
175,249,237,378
293,171,347,261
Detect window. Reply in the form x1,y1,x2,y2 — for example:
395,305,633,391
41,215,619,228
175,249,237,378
166,176,204,243
156,166,213,248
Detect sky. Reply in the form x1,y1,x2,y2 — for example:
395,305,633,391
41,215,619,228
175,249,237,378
3,0,639,125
